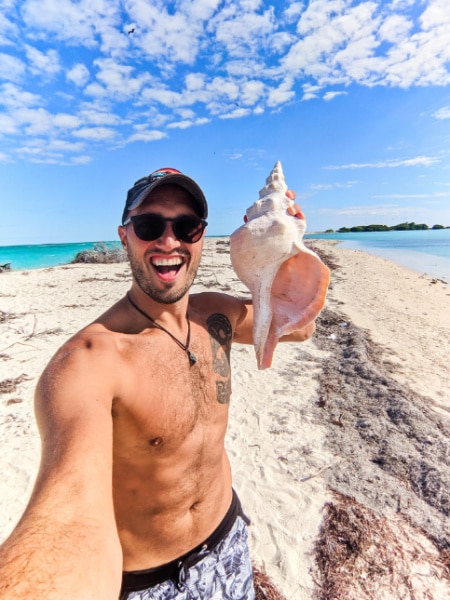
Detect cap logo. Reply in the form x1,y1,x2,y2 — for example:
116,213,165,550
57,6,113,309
149,168,181,183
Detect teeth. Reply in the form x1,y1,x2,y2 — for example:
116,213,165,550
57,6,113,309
151,257,183,267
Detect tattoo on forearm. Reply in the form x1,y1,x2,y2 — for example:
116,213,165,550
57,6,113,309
207,313,232,404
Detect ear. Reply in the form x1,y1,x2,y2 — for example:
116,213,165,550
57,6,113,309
118,225,128,251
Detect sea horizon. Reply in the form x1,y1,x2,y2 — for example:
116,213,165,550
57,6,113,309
1,230,449,283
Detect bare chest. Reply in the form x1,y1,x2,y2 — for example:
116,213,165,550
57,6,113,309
113,318,232,450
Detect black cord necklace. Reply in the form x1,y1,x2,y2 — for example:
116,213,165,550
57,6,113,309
126,293,197,366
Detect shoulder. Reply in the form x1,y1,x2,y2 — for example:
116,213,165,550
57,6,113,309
190,292,249,325
36,323,122,412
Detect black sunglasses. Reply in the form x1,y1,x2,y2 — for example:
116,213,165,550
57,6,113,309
124,213,207,244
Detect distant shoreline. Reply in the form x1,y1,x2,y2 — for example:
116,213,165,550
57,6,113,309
1,232,449,283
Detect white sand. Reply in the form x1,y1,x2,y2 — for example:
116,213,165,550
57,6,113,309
1,239,449,598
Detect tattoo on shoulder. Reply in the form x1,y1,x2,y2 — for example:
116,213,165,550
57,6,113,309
207,313,232,404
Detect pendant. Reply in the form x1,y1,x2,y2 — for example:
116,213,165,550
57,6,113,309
188,350,197,366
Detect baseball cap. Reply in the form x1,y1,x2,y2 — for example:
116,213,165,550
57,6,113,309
122,167,208,224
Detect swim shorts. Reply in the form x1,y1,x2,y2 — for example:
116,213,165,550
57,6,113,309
120,490,255,600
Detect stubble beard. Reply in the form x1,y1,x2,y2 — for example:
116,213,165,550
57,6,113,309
127,248,200,305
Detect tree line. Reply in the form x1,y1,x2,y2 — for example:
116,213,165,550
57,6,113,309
326,222,449,233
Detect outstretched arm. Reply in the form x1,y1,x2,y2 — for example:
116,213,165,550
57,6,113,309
0,339,122,599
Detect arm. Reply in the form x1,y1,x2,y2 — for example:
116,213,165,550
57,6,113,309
0,337,122,599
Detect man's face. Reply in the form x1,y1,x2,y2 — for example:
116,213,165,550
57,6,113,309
119,185,205,304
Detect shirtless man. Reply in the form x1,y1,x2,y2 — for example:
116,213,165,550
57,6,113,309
0,168,315,600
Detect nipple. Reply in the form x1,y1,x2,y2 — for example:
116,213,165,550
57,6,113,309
149,437,163,447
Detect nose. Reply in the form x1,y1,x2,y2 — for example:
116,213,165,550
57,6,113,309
156,220,179,248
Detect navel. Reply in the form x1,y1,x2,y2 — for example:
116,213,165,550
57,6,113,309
149,436,163,447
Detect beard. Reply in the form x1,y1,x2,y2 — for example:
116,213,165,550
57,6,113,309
127,247,201,304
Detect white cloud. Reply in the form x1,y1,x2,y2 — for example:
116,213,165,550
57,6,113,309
0,113,18,134
2,0,450,166
283,2,304,22
372,192,450,199
73,126,116,140
79,107,122,125
22,0,121,49
323,90,347,101
93,58,151,100
267,77,295,106
84,82,108,98
219,107,252,119
240,80,265,105
125,130,167,143
167,117,210,129
0,53,26,82
211,4,275,58
311,181,357,190
71,155,92,164
126,0,204,65
0,83,41,109
53,113,81,128
301,83,321,101
378,14,412,44
320,203,405,217
0,8,18,46
67,63,90,87
433,106,450,120
325,156,440,169
24,45,61,77
167,120,195,130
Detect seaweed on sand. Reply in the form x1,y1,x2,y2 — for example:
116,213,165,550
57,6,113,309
253,566,287,600
314,492,450,600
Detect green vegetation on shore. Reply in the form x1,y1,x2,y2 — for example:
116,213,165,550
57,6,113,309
324,222,449,233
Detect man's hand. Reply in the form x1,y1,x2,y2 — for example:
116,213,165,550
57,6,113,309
286,190,305,220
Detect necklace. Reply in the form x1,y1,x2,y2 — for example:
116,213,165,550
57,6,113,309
126,293,197,366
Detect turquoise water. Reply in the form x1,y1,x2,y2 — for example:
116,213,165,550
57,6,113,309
1,230,449,282
305,228,450,282
0,241,123,271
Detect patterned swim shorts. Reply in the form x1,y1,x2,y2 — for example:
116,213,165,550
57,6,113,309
120,492,255,600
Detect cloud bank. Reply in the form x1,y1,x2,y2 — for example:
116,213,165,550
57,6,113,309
0,0,449,164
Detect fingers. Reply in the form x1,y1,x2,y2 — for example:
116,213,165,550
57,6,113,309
242,189,305,222
287,203,305,220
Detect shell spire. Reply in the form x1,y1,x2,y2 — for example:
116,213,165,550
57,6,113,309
246,161,293,222
259,161,288,197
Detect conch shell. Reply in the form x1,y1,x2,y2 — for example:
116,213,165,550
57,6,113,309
229,161,330,369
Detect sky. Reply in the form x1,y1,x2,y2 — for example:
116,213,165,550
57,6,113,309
1,0,450,245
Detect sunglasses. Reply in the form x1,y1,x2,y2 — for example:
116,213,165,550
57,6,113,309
124,213,207,243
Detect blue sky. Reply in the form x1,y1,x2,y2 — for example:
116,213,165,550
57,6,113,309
1,0,450,245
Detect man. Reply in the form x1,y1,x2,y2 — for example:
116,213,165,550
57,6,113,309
0,168,315,599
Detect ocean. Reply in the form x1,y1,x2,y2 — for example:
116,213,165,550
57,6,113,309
0,241,123,271
1,230,449,282
305,228,450,282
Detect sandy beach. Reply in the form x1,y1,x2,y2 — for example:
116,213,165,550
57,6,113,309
1,238,449,599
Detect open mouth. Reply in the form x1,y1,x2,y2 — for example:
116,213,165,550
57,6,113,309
150,256,185,278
